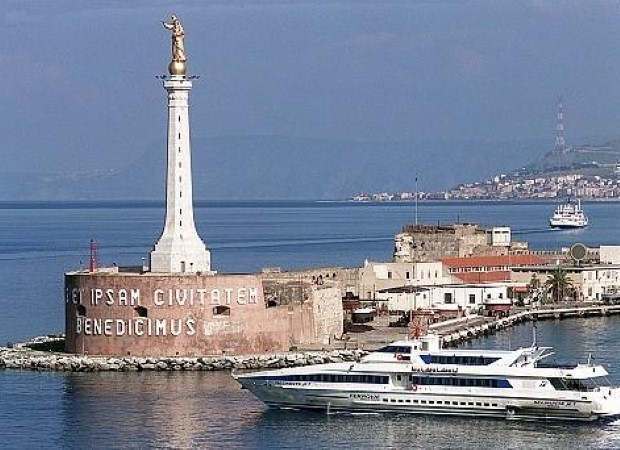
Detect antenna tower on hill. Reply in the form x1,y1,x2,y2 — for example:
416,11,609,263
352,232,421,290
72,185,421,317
554,95,566,155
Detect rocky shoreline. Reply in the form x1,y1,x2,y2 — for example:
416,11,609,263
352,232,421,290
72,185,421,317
0,336,365,373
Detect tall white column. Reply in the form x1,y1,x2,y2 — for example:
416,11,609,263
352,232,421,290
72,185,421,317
150,75,212,273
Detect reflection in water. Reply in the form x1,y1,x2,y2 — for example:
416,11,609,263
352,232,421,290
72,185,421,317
60,371,265,448
2,318,620,448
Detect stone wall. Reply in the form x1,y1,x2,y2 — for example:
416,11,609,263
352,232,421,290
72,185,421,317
395,224,493,262
312,286,344,344
65,270,335,357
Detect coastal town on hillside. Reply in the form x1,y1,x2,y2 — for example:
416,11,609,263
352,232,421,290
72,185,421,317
353,167,620,202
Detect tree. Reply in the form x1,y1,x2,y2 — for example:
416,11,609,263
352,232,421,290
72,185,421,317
545,268,573,303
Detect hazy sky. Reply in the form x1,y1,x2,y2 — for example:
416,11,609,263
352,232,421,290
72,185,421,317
2,1,620,177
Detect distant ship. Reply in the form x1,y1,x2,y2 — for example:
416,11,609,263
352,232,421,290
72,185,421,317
549,199,588,228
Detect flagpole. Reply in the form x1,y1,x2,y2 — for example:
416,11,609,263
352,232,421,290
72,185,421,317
415,176,418,225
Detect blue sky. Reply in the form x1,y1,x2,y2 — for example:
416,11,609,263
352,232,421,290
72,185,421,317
1,1,620,197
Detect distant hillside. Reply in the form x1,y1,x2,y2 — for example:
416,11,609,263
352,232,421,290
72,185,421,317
521,141,620,178
0,136,547,201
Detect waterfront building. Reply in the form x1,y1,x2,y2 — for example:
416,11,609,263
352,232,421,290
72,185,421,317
511,263,620,302
394,223,522,263
439,254,546,283
357,261,454,300
376,283,512,317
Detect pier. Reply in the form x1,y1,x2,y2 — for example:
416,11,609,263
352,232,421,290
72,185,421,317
438,304,620,347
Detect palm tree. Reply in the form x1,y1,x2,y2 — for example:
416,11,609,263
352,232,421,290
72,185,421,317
545,268,573,303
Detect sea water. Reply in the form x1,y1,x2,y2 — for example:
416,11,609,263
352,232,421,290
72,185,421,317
1,200,620,448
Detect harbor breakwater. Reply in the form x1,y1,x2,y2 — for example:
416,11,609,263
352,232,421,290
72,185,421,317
0,340,365,372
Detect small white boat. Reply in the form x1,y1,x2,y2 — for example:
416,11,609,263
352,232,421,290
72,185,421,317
549,199,588,228
234,333,620,422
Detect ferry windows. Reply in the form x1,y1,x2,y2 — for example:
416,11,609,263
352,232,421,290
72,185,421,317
213,305,231,316
408,376,511,388
134,306,148,318
255,374,389,384
76,305,86,317
424,355,500,366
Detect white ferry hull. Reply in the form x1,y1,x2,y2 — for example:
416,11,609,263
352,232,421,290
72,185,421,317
549,221,587,229
238,380,620,422
235,334,620,423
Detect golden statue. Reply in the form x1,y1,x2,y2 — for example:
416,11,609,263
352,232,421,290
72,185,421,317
163,15,187,75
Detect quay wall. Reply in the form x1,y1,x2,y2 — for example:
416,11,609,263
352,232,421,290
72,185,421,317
440,305,620,347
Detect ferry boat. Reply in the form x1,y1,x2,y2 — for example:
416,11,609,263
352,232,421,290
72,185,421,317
549,199,588,228
234,333,620,421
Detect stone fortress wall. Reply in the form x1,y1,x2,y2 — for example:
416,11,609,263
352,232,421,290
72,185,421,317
65,268,343,357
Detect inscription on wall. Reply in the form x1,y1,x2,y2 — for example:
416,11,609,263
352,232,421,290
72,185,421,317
67,286,258,337
66,287,259,307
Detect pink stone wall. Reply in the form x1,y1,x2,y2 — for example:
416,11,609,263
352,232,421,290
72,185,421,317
65,271,322,356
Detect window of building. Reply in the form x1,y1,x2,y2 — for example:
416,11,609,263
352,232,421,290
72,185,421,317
469,294,476,304
213,305,231,316
76,305,86,317
387,271,392,279
444,293,453,304
134,306,148,318
406,271,410,279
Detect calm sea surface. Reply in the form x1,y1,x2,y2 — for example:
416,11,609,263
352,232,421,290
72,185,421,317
2,200,620,448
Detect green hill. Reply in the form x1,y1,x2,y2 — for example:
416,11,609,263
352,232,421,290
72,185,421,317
521,141,620,178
